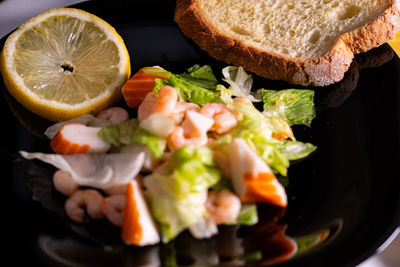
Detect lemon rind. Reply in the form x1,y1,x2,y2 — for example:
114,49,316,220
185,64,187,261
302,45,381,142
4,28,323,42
0,8,131,121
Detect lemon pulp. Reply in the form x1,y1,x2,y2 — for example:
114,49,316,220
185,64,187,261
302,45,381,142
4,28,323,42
1,8,131,122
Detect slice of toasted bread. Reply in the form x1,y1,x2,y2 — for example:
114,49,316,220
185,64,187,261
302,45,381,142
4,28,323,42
174,0,400,86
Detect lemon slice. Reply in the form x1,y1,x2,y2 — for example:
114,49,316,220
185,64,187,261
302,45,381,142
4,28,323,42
0,8,131,122
388,30,400,57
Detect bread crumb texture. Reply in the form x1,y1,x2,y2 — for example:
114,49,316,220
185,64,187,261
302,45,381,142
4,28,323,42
175,0,400,86
199,0,389,59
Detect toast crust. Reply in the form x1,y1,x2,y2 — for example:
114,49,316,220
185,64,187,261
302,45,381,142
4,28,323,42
174,0,400,86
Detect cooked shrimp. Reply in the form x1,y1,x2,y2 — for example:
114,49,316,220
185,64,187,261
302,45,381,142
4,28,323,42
97,107,129,125
103,184,128,196
138,85,178,122
101,195,126,227
205,190,241,225
53,170,79,196
171,102,200,124
199,103,238,134
65,189,104,223
167,110,214,150
167,126,207,151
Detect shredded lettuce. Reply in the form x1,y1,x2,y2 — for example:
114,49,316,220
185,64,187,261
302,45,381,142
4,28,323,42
212,102,315,176
169,146,222,192
222,66,261,102
227,102,290,176
154,65,221,105
98,119,166,158
180,64,218,89
226,204,258,226
144,173,207,243
144,146,222,242
261,89,316,126
276,141,317,161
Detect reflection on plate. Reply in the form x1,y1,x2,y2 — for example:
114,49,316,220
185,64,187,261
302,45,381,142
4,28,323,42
1,1,400,267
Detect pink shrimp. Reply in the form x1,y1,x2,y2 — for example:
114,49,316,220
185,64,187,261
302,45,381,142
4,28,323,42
53,170,79,196
103,184,128,196
205,190,241,225
167,126,208,151
199,103,238,134
137,85,178,122
167,110,214,150
65,189,104,223
97,107,129,125
170,102,200,124
101,195,126,227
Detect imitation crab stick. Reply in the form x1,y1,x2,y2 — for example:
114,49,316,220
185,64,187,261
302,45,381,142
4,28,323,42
122,179,160,246
228,138,287,207
50,123,111,154
122,66,171,108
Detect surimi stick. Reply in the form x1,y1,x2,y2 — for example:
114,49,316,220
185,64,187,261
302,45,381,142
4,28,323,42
228,138,287,207
122,67,170,108
50,123,111,154
122,179,160,246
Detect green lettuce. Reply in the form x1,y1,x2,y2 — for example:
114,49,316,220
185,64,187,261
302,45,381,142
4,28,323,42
98,119,166,158
228,102,290,176
144,146,222,242
154,64,221,105
212,102,315,176
169,146,222,192
226,204,258,226
180,64,218,89
261,89,316,126
276,141,317,161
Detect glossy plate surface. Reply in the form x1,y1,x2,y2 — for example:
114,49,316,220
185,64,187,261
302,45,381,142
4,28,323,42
1,1,400,266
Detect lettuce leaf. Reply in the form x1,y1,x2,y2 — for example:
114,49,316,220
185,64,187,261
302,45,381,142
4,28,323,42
98,119,166,158
276,141,316,161
226,204,258,226
221,66,261,102
261,89,316,126
144,146,222,242
169,146,221,192
154,65,221,105
144,173,207,243
180,64,218,89
227,102,290,176
212,102,315,176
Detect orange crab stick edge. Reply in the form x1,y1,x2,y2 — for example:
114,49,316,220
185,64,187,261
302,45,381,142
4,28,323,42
228,138,288,207
122,179,160,246
50,123,111,154
122,67,171,108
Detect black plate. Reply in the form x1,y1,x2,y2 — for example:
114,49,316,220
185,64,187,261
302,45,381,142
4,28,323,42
2,1,400,266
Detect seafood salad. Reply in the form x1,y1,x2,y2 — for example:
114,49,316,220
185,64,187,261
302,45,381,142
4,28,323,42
21,65,317,246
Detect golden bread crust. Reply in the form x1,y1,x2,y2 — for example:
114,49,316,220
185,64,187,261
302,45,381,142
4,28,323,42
174,0,400,86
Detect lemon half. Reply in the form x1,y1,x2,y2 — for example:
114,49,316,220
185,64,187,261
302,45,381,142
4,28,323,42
0,8,131,122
